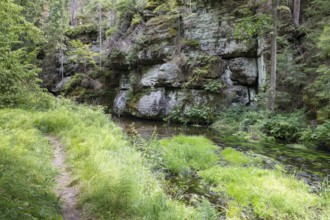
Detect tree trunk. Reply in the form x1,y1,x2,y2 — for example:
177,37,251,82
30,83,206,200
268,0,278,112
99,1,102,68
70,0,78,26
60,47,64,79
293,0,301,27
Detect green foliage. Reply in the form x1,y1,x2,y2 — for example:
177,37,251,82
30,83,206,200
204,81,224,93
151,136,219,173
212,106,269,140
302,120,330,150
184,106,215,125
131,13,142,26
220,148,251,166
200,166,323,219
105,27,118,37
43,0,68,51
234,13,272,39
31,99,199,219
14,0,46,24
68,40,97,73
65,23,97,37
317,25,330,57
0,0,45,108
304,65,330,122
196,199,219,220
262,112,308,142
0,109,61,219
183,39,200,48
313,121,330,149
166,105,215,125
276,40,307,111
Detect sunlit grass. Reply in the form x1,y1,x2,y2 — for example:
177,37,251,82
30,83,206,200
0,109,61,219
149,135,329,219
200,166,328,219
151,135,219,173
220,147,251,166
1,101,329,219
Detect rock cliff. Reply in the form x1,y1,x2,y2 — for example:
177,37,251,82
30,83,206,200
46,0,268,123
109,1,266,121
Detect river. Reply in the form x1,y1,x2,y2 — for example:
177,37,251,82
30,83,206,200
113,116,330,184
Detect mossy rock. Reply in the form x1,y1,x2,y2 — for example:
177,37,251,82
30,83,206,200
65,24,97,38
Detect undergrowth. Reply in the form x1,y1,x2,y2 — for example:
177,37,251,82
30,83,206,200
146,135,330,219
0,110,61,219
1,98,217,219
212,106,330,150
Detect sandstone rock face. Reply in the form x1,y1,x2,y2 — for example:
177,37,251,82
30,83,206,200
183,10,257,58
229,58,258,86
107,1,267,122
113,90,128,115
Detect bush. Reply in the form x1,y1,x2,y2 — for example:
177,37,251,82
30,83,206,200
313,120,330,149
262,112,308,142
65,24,97,37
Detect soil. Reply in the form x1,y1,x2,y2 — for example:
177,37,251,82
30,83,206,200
49,136,82,220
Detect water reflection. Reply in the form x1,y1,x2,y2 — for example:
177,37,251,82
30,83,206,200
112,116,330,180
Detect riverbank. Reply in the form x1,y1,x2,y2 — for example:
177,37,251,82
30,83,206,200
0,99,329,219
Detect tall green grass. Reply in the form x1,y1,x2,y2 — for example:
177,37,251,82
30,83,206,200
151,135,219,173
0,109,61,219
2,99,328,219
150,135,330,219
30,99,203,219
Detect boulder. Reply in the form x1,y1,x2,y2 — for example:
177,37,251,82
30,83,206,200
224,85,250,106
229,58,258,86
140,63,183,88
113,90,128,115
130,89,167,118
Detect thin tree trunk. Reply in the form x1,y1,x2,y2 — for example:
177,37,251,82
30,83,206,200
110,0,117,27
99,1,102,68
60,46,64,79
269,0,278,112
70,0,78,26
293,0,300,27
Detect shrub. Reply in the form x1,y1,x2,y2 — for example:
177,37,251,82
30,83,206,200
65,24,97,37
314,121,330,148
105,27,117,37
262,112,308,142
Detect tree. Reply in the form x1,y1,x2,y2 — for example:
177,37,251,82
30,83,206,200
43,0,69,79
0,0,44,107
14,0,47,25
268,0,279,112
293,0,301,27
70,0,78,26
68,40,97,73
98,1,102,68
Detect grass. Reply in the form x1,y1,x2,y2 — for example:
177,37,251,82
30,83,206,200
148,135,330,220
200,166,329,219
151,135,219,173
0,99,216,219
0,110,61,219
1,98,329,219
220,147,251,166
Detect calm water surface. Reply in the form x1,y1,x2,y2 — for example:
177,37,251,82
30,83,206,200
113,116,330,182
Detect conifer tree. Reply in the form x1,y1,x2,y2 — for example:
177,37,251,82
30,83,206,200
43,0,69,79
